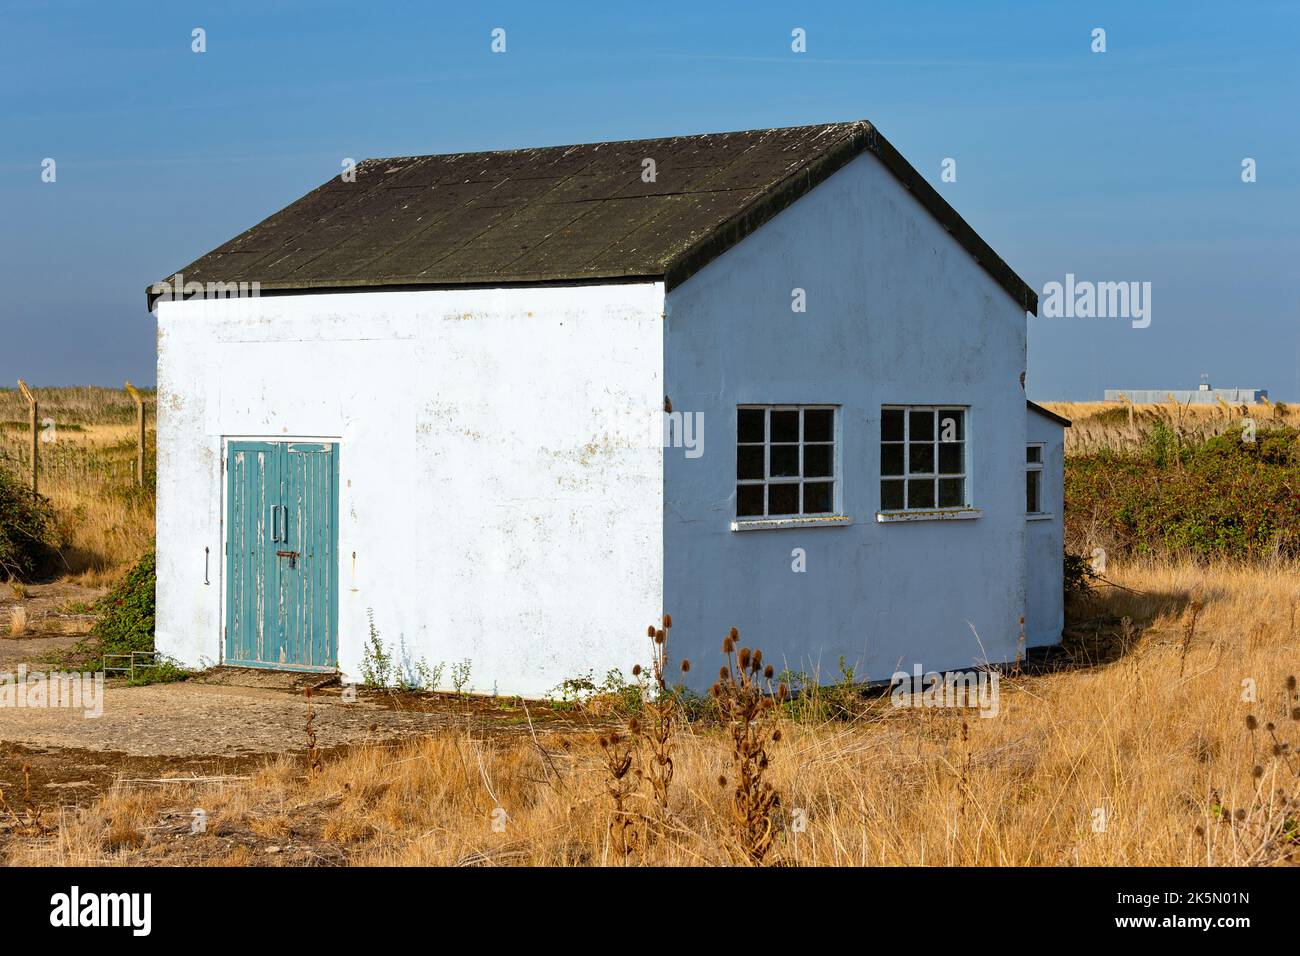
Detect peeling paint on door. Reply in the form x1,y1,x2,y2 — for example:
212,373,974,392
225,440,338,671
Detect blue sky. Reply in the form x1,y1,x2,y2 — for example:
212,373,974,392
1,0,1295,398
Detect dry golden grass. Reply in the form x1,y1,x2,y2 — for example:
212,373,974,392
1044,400,1295,456
0,386,155,581
11,559,1298,867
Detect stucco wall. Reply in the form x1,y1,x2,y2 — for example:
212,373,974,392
663,151,1030,688
1026,410,1065,647
155,283,664,697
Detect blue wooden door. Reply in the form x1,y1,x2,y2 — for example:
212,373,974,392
226,441,338,671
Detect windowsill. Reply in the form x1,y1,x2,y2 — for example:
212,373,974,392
731,514,854,532
1026,512,1054,522
876,508,982,523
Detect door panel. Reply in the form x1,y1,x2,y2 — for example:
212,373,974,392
226,440,337,670
280,443,337,669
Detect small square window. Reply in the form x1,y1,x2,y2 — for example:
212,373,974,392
738,408,766,444
768,482,799,516
737,484,764,517
770,410,800,443
804,409,834,442
1026,443,1045,514
880,479,904,511
881,408,905,442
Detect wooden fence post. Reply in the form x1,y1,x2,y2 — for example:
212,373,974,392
16,379,37,501
125,381,145,486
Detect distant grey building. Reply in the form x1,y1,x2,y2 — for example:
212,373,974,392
1105,381,1268,405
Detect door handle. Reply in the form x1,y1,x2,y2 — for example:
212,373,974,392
271,505,281,542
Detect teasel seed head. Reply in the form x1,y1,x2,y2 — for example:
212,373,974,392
681,659,691,673
663,613,672,628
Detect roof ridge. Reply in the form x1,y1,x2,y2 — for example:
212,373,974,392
356,121,867,167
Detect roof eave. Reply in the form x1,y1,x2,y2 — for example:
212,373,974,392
1027,399,1071,427
146,270,665,311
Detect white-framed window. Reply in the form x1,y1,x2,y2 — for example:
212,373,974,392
736,406,837,518
1026,443,1044,515
880,406,968,511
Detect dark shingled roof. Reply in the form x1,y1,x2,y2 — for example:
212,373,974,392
152,121,1036,312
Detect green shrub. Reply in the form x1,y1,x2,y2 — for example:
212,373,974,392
0,465,59,580
126,656,187,686
90,551,156,655
359,608,394,687
1066,427,1300,561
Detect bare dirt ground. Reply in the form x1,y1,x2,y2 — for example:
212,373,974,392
0,581,102,669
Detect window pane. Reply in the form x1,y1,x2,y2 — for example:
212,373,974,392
909,410,934,441
882,408,904,442
1026,445,1042,464
737,445,764,480
737,484,764,516
803,481,833,514
908,478,935,509
881,443,904,476
908,442,934,474
804,444,832,478
937,409,964,442
1026,470,1041,513
768,482,798,516
938,441,963,475
880,479,904,511
769,445,799,477
938,478,965,508
804,409,833,442
770,410,799,443
738,408,765,444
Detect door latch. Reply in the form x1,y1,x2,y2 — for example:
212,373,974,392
276,550,299,568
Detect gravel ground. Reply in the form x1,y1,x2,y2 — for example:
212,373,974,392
0,681,463,757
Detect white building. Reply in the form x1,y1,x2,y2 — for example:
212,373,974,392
150,121,1066,696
